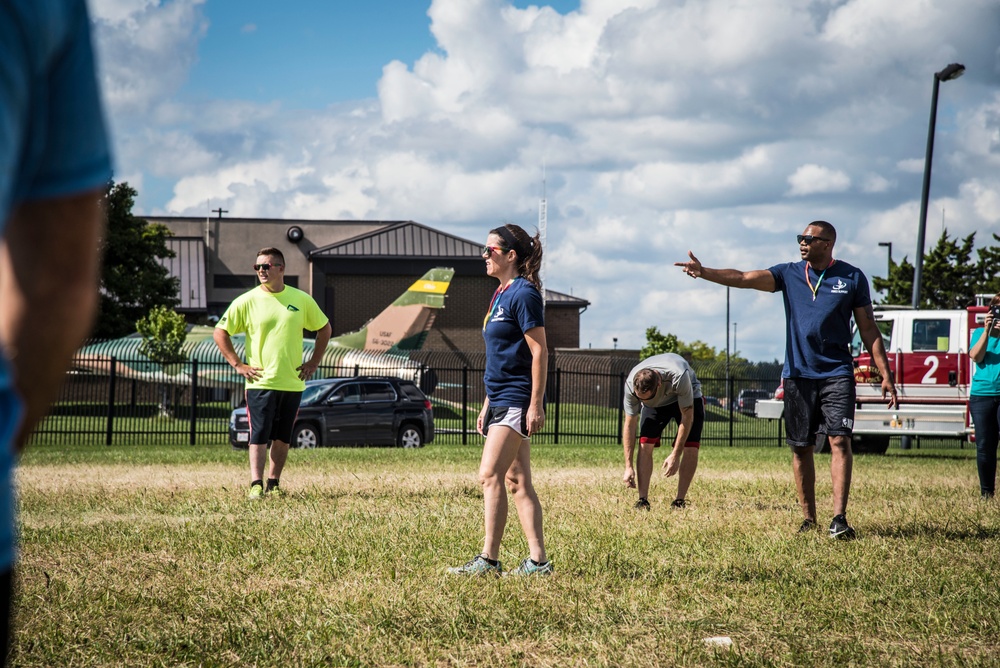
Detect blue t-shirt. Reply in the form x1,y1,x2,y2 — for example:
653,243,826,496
970,328,1000,396
0,0,113,572
769,259,871,379
482,278,545,406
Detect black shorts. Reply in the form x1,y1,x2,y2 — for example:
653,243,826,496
783,376,855,448
245,389,302,445
638,398,705,448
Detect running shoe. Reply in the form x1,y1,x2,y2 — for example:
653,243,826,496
670,498,686,509
797,519,817,533
634,497,651,511
506,557,554,576
247,483,264,500
447,554,502,576
267,486,286,498
829,514,857,540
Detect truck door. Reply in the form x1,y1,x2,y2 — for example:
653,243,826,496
903,316,959,387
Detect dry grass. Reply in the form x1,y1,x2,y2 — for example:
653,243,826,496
10,442,1000,667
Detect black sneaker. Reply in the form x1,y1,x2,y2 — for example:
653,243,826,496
797,519,817,533
829,514,857,540
670,498,686,509
634,497,651,511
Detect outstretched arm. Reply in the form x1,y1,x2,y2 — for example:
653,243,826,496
675,251,775,292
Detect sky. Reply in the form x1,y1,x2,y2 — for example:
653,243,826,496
88,0,1000,361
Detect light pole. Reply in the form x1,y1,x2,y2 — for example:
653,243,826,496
878,241,892,277
912,62,965,309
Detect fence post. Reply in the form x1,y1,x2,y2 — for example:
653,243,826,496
461,365,468,445
553,368,561,444
616,372,625,444
106,357,117,446
190,358,198,445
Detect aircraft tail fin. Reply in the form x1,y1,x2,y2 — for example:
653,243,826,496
326,267,454,354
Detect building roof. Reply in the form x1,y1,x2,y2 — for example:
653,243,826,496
159,237,206,311
310,221,481,258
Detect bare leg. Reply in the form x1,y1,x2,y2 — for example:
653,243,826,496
675,446,700,500
636,441,655,500
268,439,290,481
249,443,268,482
828,435,853,516
791,445,817,522
506,438,546,563
478,426,523,560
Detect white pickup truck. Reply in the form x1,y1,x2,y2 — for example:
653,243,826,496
755,305,988,453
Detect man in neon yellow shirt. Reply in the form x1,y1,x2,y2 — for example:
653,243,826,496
214,247,331,499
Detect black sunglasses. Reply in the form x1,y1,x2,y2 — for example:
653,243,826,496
797,235,830,245
253,263,282,271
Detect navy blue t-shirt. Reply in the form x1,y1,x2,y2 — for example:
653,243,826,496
483,278,545,406
769,259,871,379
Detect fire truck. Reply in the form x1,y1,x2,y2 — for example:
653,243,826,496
755,303,990,453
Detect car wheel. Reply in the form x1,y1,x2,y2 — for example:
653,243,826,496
292,424,320,449
397,424,423,448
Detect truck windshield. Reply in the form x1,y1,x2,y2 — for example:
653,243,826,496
851,318,893,357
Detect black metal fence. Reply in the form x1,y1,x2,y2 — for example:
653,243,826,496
29,350,786,447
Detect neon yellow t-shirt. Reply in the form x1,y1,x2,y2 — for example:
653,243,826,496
216,285,329,391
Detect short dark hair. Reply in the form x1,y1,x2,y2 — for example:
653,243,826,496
634,369,659,396
809,221,837,243
257,247,285,265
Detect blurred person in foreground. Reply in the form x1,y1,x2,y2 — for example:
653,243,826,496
0,0,113,662
213,247,331,499
622,352,706,511
675,221,897,540
448,223,552,577
969,293,1000,499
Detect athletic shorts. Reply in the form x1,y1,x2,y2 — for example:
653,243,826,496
245,389,303,446
483,405,528,439
783,376,855,448
638,397,705,448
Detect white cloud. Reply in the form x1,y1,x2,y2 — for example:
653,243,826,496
94,0,1000,360
786,164,851,196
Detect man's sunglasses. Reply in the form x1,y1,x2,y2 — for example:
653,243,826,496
482,245,509,257
797,235,830,245
253,263,282,271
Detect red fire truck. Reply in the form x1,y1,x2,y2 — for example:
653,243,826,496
755,304,990,453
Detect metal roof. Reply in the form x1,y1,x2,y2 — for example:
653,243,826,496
158,237,206,311
310,221,482,258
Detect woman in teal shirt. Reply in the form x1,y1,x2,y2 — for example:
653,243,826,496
969,294,1000,499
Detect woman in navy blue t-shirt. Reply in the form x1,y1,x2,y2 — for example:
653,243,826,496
448,223,553,577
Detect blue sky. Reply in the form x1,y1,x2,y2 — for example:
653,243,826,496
89,0,1000,361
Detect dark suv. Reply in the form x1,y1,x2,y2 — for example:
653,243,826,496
229,376,434,449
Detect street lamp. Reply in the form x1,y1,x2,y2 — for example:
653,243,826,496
912,62,965,309
878,241,892,277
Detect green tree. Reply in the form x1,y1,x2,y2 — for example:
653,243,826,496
136,305,188,417
639,326,679,359
136,305,187,367
94,181,179,338
873,229,997,309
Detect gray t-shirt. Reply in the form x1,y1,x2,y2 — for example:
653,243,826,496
623,353,703,416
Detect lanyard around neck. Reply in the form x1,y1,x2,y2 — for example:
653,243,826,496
483,278,519,330
805,259,835,301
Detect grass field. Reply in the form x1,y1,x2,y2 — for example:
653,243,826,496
11,442,999,667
